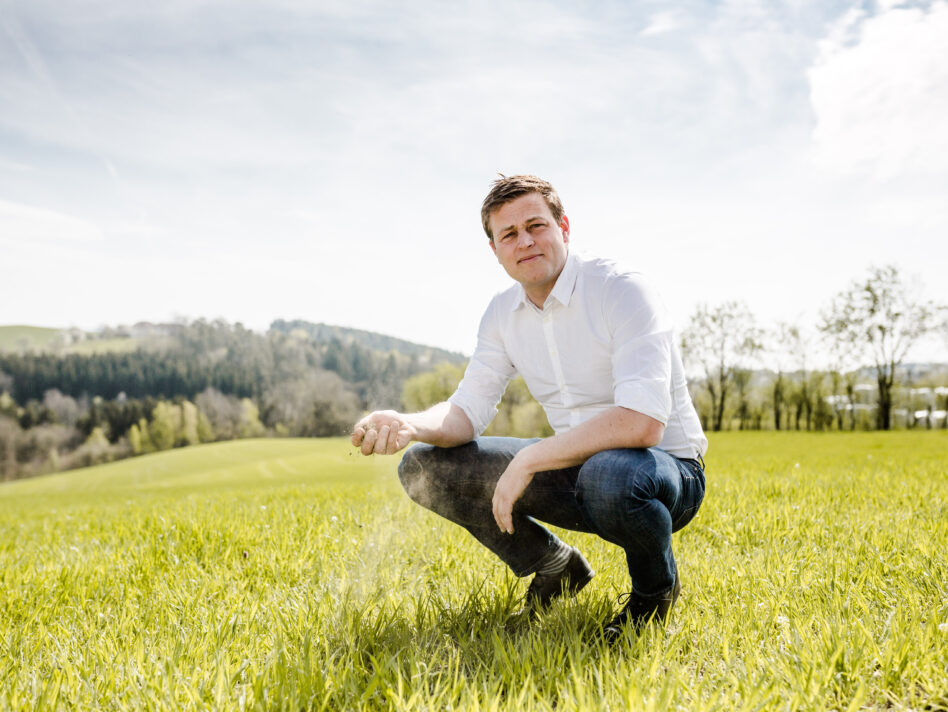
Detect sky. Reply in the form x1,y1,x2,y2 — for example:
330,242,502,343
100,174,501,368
1,0,946,361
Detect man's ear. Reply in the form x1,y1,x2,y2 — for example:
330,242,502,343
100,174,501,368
488,238,497,256
560,215,570,243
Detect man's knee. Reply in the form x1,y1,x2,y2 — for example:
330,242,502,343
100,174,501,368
397,443,437,508
576,448,660,518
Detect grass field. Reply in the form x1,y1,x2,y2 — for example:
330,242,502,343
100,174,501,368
1,432,946,710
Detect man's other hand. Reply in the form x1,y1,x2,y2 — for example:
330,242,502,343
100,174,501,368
492,460,534,534
351,411,415,456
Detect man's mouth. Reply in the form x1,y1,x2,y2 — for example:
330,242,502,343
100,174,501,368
518,254,542,264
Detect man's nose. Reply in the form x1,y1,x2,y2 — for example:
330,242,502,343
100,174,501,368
517,232,535,248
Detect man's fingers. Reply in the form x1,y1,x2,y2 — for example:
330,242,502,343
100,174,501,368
492,495,514,534
373,425,391,454
503,510,514,534
352,414,410,456
360,428,378,456
386,421,400,453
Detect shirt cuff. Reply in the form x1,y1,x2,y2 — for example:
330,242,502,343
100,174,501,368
448,392,494,437
614,380,671,425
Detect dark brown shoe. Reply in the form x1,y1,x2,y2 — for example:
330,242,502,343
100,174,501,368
507,547,594,626
602,571,680,643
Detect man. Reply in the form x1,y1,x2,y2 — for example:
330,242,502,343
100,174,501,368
351,175,707,642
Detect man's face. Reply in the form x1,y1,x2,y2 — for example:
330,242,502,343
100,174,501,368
487,192,570,305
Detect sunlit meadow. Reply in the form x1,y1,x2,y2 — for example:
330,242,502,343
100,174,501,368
1,432,946,710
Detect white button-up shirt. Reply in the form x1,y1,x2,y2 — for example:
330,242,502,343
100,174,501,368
449,251,708,459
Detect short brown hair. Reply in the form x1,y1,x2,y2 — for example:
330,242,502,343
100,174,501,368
480,174,565,241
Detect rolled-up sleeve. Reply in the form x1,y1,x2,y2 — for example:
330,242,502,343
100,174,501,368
449,299,516,436
606,274,673,425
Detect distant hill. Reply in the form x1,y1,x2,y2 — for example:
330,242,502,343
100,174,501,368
270,319,466,364
0,320,465,409
0,325,148,355
0,325,62,352
0,321,465,362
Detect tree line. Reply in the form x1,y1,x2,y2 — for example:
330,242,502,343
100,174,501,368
0,319,464,480
0,319,463,408
681,265,948,431
0,265,945,482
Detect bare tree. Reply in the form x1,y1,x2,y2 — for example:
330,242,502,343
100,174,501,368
682,302,763,432
820,265,939,430
733,368,753,430
261,371,360,437
43,389,81,427
941,306,948,350
767,322,807,431
780,324,820,430
195,387,244,440
823,329,859,431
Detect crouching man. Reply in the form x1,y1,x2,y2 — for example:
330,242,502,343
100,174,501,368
352,175,707,642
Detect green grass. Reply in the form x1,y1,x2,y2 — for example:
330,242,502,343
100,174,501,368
1,433,946,710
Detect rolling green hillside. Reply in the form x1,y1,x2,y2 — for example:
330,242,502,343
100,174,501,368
0,437,394,501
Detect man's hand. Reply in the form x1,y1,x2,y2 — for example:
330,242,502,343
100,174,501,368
492,459,535,534
352,410,415,456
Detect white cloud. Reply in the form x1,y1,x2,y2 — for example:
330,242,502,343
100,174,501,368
641,10,683,36
0,200,104,244
1,0,946,358
808,1,948,178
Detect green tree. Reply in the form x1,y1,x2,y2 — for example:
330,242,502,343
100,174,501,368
401,363,466,412
196,411,215,442
77,427,112,467
485,378,554,438
238,399,265,438
178,401,200,446
149,402,177,451
128,423,143,455
0,415,19,481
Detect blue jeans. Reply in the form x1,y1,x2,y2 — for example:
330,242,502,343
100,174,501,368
398,437,706,598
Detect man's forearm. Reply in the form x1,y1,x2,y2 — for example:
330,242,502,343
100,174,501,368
490,406,665,534
405,401,475,448
515,406,664,474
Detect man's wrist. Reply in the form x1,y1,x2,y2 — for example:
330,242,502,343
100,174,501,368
512,443,543,474
400,414,420,443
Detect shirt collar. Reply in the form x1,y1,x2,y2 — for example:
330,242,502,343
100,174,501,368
511,251,579,312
